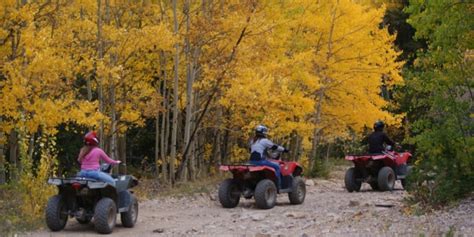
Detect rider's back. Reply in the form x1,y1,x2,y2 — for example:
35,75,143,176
367,131,394,154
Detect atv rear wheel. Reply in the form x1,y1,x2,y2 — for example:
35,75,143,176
94,197,117,234
344,167,361,192
288,176,306,204
45,195,68,231
218,179,241,208
121,195,138,227
378,166,396,191
254,179,277,209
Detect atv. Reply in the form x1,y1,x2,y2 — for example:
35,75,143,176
45,164,139,234
218,151,305,209
344,146,412,192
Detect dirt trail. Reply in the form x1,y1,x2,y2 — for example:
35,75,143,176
28,166,473,236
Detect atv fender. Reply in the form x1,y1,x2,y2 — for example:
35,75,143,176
280,175,294,190
279,162,302,176
220,165,278,183
115,175,139,192
117,190,134,213
395,152,412,166
88,182,109,189
99,186,118,203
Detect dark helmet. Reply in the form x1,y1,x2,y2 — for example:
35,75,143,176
255,125,269,137
373,120,385,131
84,131,99,146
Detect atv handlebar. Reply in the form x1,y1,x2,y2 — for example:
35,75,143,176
100,162,125,173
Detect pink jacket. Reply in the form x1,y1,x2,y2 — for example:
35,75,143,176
80,147,119,170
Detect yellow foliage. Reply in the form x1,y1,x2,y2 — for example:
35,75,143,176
0,0,404,182
0,0,175,141
298,154,310,171
18,133,57,220
213,0,402,152
229,145,249,164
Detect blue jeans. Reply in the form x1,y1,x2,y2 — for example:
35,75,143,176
250,159,281,189
78,169,116,186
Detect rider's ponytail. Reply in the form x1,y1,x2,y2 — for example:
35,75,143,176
78,145,94,162
252,133,265,144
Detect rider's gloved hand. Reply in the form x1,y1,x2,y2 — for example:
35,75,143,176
283,148,290,153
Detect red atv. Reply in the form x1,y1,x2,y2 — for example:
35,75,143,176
344,147,412,192
218,152,305,209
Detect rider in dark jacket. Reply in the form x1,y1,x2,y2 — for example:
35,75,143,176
367,121,394,154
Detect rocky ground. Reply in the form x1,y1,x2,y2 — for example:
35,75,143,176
28,166,473,236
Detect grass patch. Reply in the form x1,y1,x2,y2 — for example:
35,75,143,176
445,226,456,237
134,175,226,200
0,184,44,236
306,157,348,179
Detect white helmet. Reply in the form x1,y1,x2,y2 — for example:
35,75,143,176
255,125,268,136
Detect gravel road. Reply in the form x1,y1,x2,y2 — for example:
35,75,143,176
28,166,474,236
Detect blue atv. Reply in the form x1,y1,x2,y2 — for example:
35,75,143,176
45,164,138,234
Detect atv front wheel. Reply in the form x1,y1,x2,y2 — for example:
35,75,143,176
288,177,306,204
378,166,396,191
344,167,361,192
45,195,68,231
401,165,413,190
254,179,277,209
94,197,117,234
121,194,138,227
218,179,241,208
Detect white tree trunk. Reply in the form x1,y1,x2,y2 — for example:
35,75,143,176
170,0,179,184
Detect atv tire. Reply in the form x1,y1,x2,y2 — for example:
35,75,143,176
94,197,117,234
288,176,306,204
378,166,396,191
254,179,277,209
344,167,361,192
218,179,241,208
45,195,68,231
121,195,138,227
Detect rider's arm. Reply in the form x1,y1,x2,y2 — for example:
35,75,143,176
98,149,120,164
262,139,285,152
383,133,395,146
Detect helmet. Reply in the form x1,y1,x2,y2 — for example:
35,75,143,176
373,120,385,131
255,125,268,136
84,131,99,146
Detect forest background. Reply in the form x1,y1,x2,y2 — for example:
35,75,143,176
0,0,472,231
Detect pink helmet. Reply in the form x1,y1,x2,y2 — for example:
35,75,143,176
84,131,99,146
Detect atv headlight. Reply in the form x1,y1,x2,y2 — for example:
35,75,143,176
48,178,62,185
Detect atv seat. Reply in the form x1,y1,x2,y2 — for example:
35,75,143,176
71,176,99,182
